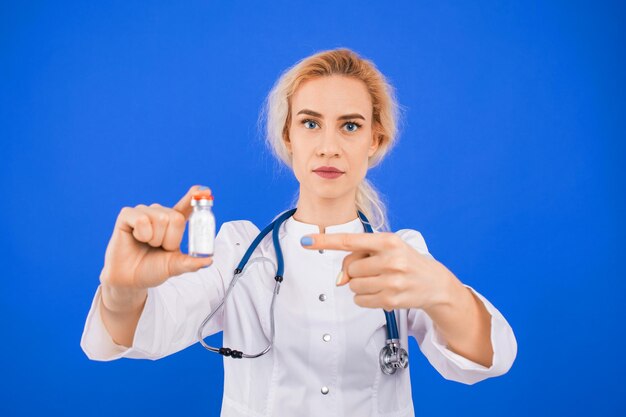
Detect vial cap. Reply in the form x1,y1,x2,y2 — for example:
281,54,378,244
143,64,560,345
192,190,214,201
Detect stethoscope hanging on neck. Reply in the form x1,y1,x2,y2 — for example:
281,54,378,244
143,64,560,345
357,211,409,375
197,208,409,375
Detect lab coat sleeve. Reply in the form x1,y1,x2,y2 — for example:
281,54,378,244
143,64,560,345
396,229,518,385
80,220,257,361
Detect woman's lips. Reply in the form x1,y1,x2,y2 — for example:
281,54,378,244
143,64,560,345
314,170,344,179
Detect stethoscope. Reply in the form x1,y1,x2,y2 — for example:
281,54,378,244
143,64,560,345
197,208,409,375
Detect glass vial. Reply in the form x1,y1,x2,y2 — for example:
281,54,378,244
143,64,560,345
188,191,215,257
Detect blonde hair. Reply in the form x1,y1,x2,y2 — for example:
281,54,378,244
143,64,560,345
259,48,403,231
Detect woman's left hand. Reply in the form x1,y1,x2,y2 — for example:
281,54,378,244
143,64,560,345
300,232,458,312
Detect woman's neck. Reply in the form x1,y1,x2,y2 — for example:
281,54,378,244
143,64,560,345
293,186,358,234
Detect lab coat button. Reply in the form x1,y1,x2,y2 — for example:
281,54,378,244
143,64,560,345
322,333,331,342
321,386,329,395
318,294,327,302
318,249,324,254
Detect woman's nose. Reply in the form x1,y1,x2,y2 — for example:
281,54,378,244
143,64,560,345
316,129,341,157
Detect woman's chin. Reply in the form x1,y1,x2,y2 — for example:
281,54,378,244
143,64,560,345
310,187,356,201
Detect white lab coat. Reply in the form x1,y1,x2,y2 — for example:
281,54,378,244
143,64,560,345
81,215,517,417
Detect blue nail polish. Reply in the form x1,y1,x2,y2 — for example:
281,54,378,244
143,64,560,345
300,236,313,246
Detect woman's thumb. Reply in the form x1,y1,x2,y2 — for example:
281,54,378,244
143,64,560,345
168,252,214,278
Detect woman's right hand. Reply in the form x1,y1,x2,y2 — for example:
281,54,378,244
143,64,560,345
99,185,215,291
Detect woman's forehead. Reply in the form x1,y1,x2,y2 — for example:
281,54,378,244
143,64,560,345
291,76,372,119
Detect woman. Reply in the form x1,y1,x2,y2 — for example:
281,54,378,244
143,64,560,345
81,48,517,416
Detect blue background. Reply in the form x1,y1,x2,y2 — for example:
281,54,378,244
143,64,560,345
1,0,624,416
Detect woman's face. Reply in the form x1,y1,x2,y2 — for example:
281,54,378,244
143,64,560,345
286,75,379,201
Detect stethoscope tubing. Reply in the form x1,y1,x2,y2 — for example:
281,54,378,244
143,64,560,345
197,208,405,370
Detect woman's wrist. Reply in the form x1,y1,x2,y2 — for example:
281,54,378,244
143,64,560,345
101,283,148,314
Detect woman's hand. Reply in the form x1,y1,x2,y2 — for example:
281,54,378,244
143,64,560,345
300,232,458,312
100,185,214,291
301,232,496,367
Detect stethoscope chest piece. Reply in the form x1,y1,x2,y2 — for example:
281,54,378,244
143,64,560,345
379,340,409,375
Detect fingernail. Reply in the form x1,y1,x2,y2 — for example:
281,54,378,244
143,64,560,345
198,185,209,190
336,269,344,285
300,236,313,246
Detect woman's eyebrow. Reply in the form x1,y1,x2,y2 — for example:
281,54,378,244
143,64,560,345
296,109,366,121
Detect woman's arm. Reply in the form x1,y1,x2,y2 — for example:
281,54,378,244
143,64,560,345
422,273,494,367
80,220,259,361
99,285,148,347
300,228,517,380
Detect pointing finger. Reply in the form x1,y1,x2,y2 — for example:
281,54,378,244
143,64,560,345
301,232,402,253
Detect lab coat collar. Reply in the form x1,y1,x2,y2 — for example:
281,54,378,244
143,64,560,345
284,214,365,236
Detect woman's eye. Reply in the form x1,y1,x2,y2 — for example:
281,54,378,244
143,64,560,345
303,120,318,129
344,122,361,132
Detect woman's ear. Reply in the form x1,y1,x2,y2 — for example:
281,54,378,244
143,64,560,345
368,133,381,157
283,132,292,153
